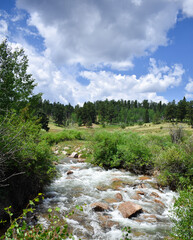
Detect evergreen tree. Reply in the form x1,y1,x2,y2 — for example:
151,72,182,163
177,97,187,122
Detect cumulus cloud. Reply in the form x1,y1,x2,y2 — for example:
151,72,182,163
17,0,183,70
185,78,193,99
182,0,193,17
79,59,184,104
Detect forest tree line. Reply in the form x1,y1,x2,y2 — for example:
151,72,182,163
37,97,193,129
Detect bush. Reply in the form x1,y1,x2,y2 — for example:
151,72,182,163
171,187,193,240
0,112,56,219
155,145,193,190
169,124,184,143
91,131,153,174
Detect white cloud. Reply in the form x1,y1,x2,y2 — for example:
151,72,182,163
182,0,193,17
17,0,182,70
185,78,193,92
0,20,8,40
79,59,184,104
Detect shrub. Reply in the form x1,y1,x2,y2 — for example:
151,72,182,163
155,145,193,190
169,124,184,143
91,131,153,174
171,187,193,240
0,112,56,219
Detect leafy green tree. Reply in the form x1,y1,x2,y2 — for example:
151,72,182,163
0,40,36,113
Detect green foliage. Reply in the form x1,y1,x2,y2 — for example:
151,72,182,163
91,131,153,174
1,195,75,240
155,145,193,190
121,226,131,240
42,129,84,145
0,39,36,113
169,124,184,143
0,111,56,216
171,187,193,240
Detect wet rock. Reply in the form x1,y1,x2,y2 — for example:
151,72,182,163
70,152,78,158
71,166,80,170
63,146,70,150
131,193,142,200
118,201,143,218
115,193,123,201
138,183,147,188
133,232,146,237
104,198,118,204
98,214,119,228
139,176,151,180
154,199,165,207
96,186,109,191
110,179,123,190
136,190,145,195
112,178,121,182
143,214,158,222
150,192,160,198
77,158,85,163
53,161,58,165
91,202,110,212
67,170,73,175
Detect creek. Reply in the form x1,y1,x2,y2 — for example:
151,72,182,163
36,157,177,240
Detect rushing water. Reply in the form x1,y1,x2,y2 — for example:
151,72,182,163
36,157,177,240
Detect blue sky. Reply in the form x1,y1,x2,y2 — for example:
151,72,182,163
0,0,193,106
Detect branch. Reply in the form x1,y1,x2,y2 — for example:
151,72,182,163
0,172,25,183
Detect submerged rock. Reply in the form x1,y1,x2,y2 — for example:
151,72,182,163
118,201,143,218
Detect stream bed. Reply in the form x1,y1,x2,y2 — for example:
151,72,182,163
36,157,177,240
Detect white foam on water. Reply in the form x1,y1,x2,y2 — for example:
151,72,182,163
36,158,177,239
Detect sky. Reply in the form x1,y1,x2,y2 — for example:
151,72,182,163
0,0,193,106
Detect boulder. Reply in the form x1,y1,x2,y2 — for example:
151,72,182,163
104,198,118,204
115,193,123,201
118,201,143,218
62,150,67,155
91,202,109,212
70,152,78,158
53,161,58,165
